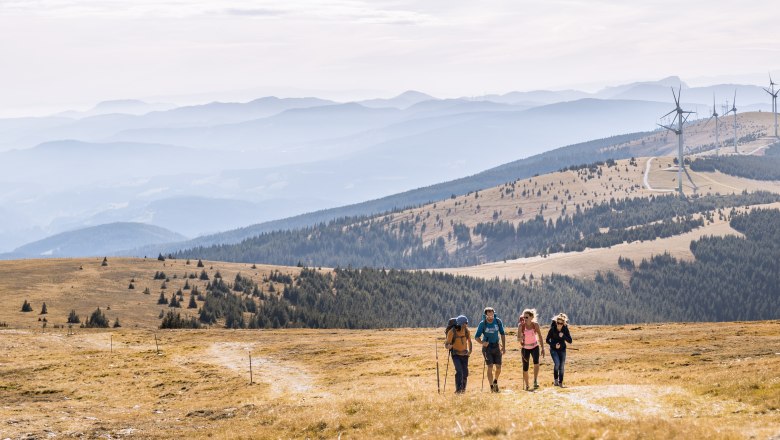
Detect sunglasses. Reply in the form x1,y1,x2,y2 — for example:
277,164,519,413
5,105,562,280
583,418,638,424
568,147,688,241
556,321,564,324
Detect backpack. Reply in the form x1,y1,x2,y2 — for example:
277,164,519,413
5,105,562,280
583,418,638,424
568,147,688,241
480,314,502,335
445,318,470,350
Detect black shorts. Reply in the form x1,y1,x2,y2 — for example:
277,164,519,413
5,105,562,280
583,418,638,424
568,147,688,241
521,346,540,371
482,344,502,366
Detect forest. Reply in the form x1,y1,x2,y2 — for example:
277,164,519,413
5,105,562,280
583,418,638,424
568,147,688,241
169,208,780,329
176,191,780,268
690,142,780,180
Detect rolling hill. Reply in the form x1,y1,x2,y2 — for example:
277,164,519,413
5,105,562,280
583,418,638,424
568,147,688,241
4,223,186,259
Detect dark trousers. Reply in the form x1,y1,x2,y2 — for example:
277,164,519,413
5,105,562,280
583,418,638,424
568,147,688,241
451,353,469,392
551,349,567,383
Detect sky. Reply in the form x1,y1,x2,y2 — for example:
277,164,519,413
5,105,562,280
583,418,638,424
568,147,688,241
1,0,778,116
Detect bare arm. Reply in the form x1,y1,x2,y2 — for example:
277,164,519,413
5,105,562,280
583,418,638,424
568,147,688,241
536,324,545,355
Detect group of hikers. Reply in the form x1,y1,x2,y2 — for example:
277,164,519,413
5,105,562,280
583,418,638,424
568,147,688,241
442,307,572,393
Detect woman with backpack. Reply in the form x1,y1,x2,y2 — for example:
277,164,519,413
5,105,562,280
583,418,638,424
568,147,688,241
546,313,573,387
445,315,472,394
517,308,545,391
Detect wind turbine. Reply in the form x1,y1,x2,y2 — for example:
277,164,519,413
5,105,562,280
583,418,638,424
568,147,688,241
658,86,695,196
764,74,779,138
705,94,720,155
726,90,738,153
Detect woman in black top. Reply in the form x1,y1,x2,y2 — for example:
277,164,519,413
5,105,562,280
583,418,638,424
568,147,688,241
546,313,573,387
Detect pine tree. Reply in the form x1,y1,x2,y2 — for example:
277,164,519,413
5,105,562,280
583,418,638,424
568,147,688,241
21,300,33,312
197,259,204,268
84,307,109,328
128,283,135,289
40,302,47,315
199,270,209,280
101,257,108,267
158,293,168,305
158,253,166,261
188,295,198,309
113,318,121,328
67,309,80,324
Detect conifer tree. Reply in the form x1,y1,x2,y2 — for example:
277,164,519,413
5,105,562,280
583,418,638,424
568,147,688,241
21,300,33,312
40,302,47,315
67,309,80,324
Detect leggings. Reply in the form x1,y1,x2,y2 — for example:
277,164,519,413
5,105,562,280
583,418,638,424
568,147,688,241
521,346,540,371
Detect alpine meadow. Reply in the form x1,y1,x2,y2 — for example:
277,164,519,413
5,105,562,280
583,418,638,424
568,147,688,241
2,2,780,439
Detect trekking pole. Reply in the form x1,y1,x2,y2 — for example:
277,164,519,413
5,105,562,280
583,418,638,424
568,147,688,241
481,351,486,392
443,349,451,393
436,341,441,394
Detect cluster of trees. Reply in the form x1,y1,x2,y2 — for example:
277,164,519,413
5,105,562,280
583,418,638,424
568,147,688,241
176,189,778,269
626,208,780,321
691,142,780,180
470,192,776,260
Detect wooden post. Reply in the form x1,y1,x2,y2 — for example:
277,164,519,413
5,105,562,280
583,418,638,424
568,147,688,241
249,353,253,385
154,333,160,355
110,334,113,354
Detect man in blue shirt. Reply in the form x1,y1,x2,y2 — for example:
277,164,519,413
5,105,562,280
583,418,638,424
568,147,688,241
474,307,506,392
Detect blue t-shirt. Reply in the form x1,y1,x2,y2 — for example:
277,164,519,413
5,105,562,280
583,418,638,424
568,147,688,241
475,318,505,344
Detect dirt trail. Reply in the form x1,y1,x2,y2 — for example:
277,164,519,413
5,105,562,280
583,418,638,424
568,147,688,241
206,342,325,397
533,384,748,421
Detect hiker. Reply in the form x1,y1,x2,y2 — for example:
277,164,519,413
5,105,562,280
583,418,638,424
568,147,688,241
474,307,506,392
546,313,573,387
445,315,472,393
518,308,545,391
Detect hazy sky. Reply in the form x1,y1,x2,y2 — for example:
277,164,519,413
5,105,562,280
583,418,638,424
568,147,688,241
1,0,778,116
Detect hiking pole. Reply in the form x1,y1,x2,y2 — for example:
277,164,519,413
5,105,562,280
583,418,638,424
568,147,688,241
443,349,451,393
436,341,441,394
481,351,486,392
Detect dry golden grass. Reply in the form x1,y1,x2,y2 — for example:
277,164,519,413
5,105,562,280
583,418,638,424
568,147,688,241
1,322,779,439
0,257,304,330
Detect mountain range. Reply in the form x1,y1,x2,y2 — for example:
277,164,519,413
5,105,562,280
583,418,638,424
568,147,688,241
1,76,776,255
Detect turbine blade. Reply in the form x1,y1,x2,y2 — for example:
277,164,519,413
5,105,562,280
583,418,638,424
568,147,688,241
661,108,676,119
704,116,713,127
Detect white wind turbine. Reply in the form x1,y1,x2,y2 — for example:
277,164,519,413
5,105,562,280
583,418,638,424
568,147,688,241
764,74,779,138
726,90,738,153
658,86,696,196
705,94,721,155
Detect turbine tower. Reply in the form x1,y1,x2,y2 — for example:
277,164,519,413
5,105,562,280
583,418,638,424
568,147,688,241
726,90,738,153
705,94,720,155
658,86,694,196
764,74,779,138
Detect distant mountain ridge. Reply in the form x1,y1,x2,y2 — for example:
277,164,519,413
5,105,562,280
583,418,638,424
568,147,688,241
3,222,186,259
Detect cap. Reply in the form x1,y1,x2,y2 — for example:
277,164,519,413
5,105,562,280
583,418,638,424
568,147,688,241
455,315,468,326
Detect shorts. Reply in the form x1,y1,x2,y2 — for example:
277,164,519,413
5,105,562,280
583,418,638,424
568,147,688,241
482,344,502,366
521,346,540,371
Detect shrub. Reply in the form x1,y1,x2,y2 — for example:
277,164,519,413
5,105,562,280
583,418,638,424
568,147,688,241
101,257,108,267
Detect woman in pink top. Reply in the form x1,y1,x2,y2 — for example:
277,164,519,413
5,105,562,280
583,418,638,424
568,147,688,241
517,308,545,391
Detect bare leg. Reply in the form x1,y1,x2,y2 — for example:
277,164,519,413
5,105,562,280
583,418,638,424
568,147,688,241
486,366,494,384
523,371,529,389
494,365,502,381
533,363,540,386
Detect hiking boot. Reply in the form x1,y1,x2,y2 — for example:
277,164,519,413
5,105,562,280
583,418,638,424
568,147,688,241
493,381,499,393
554,379,559,387
559,383,566,388
534,381,539,389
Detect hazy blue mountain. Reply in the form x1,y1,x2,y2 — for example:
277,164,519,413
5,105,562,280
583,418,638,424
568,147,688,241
0,140,232,186
358,90,436,109
57,99,176,118
122,130,655,257
108,103,406,155
5,222,186,258
0,97,336,150
473,89,590,105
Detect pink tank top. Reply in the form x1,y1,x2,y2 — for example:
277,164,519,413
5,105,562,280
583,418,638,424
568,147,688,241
523,325,538,349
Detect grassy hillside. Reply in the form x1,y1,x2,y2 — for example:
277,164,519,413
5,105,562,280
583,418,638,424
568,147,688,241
2,323,779,439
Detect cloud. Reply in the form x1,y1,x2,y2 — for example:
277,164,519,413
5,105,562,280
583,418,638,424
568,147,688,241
222,7,286,17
